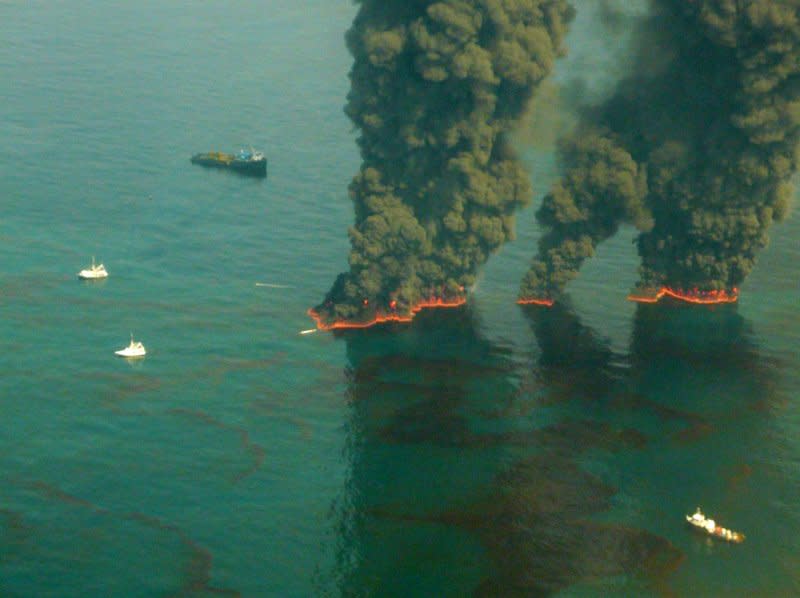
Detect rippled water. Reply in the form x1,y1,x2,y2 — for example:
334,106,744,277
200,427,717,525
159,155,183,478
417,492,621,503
2,2,799,596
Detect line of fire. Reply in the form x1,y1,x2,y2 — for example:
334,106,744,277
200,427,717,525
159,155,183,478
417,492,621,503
308,286,743,331
308,296,468,331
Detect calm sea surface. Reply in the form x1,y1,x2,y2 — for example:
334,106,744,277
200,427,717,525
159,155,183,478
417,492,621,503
2,2,799,596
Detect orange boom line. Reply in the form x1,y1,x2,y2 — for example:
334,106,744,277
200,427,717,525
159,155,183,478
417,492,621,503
627,287,739,305
308,296,467,331
516,297,555,307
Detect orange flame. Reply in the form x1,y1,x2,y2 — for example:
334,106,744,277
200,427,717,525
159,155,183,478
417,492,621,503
627,286,739,305
516,297,555,307
308,296,467,331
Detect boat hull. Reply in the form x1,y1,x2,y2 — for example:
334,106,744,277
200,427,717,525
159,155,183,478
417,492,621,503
685,518,745,543
115,341,146,358
78,270,108,279
190,153,267,177
115,349,146,358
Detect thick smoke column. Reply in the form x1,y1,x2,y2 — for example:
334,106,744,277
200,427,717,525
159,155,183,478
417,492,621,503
313,0,574,326
520,0,800,302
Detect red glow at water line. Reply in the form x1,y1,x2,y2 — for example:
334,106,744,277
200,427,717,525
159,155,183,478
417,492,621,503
627,287,739,305
308,296,467,331
516,297,555,307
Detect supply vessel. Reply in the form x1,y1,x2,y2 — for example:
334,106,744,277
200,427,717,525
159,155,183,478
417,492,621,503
685,508,745,543
190,148,267,177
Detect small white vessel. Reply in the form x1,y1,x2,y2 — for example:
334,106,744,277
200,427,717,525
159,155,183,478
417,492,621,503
686,507,744,543
78,257,108,280
115,334,146,358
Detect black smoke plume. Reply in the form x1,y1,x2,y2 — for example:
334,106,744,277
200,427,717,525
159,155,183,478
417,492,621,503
520,0,800,301
314,0,575,324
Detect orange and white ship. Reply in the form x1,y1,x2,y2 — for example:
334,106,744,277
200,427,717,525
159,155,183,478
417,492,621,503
686,507,745,543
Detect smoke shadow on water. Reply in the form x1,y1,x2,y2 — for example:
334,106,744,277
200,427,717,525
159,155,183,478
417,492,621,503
313,297,784,596
317,301,788,596
524,300,784,594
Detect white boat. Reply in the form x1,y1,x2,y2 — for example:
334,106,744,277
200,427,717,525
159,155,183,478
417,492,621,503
115,334,146,358
78,257,108,279
685,507,744,543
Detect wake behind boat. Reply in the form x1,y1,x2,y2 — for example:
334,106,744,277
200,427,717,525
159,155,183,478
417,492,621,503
115,334,146,358
686,507,745,543
78,257,108,280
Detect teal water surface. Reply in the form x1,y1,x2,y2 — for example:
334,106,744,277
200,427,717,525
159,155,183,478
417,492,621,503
2,2,799,596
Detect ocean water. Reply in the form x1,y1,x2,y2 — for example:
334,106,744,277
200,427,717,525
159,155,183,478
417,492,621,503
1,1,799,597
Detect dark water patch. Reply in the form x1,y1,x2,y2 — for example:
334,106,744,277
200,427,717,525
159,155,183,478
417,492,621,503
482,384,545,419
748,390,791,415
343,349,516,392
381,416,646,453
369,452,682,596
207,354,287,374
69,371,167,414
344,361,525,427
725,463,753,495
247,399,315,441
342,309,525,449
606,390,713,445
0,508,34,551
525,300,777,437
83,353,288,415
489,454,618,518
530,418,648,454
126,511,240,598
10,479,241,597
778,553,800,597
340,305,514,361
522,300,627,404
344,358,493,395
630,303,765,371
326,290,784,595
102,374,164,411
473,521,683,598
355,352,516,383
166,408,266,484
370,375,648,451
331,307,675,594
628,305,782,450
377,396,474,448
203,353,287,387
26,406,271,490
671,420,715,444
23,480,97,510
0,272,67,302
